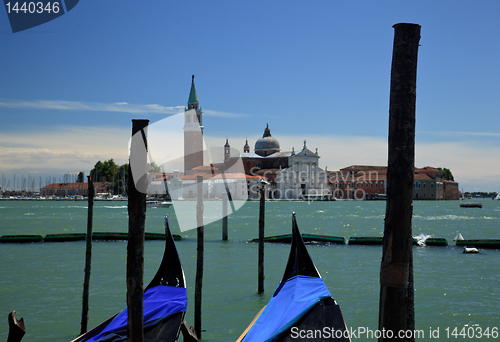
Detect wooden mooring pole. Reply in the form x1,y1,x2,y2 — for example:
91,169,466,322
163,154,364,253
80,175,94,335
258,186,265,293
194,175,204,338
127,119,149,342
222,188,228,241
378,23,420,342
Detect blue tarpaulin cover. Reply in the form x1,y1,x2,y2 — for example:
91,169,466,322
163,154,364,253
243,275,331,342
85,285,187,342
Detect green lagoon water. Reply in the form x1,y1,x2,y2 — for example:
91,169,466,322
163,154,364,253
1,200,499,341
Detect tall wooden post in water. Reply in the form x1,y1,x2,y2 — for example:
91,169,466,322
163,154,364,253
379,23,420,342
80,175,94,334
258,186,265,293
127,119,149,342
222,188,228,241
194,175,204,338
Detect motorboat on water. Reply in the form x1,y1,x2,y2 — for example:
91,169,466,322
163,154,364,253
147,200,172,208
460,202,482,208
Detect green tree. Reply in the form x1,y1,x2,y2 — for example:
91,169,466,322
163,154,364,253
437,167,454,181
148,161,162,173
76,172,84,183
90,159,128,194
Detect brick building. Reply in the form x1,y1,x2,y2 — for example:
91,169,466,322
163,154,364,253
40,181,111,197
328,165,459,200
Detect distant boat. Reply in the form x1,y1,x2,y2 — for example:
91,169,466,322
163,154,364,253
237,213,351,342
460,202,482,208
463,247,479,254
495,193,500,200
147,200,172,208
453,232,464,241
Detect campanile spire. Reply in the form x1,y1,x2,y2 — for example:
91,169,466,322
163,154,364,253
184,75,204,174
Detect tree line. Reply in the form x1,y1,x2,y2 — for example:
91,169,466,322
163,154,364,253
76,159,162,195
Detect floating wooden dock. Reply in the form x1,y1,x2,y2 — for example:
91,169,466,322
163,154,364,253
348,237,383,245
348,237,448,246
0,235,44,243
414,237,448,246
0,232,182,243
91,232,129,241
456,239,500,249
44,233,86,242
252,233,345,244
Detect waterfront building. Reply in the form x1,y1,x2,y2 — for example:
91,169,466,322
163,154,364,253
413,167,443,200
214,125,330,200
175,76,459,201
328,166,387,200
148,170,262,200
443,179,460,200
40,181,111,197
328,165,459,200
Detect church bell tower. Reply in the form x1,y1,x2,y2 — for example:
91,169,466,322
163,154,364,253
184,75,204,174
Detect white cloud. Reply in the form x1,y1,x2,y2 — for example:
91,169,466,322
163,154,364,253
203,109,247,118
1,124,499,192
0,99,249,118
0,99,185,115
0,126,130,177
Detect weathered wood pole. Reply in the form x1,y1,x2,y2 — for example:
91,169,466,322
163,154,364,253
378,23,420,342
127,119,149,342
258,186,265,293
80,175,94,335
222,188,228,240
194,175,204,338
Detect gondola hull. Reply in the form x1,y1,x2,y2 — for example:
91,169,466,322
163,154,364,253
239,213,351,342
72,215,186,342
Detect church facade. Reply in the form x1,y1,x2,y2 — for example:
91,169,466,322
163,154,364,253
215,126,331,200
179,76,330,200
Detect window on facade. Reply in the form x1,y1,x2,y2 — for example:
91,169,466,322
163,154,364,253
376,182,378,188
431,183,434,188
423,183,426,188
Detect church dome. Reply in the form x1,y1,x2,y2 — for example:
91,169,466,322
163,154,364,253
255,124,280,156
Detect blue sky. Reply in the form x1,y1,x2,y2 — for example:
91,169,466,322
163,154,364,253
1,0,499,192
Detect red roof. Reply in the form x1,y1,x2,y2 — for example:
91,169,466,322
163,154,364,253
414,173,433,180
180,172,262,180
41,182,110,190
